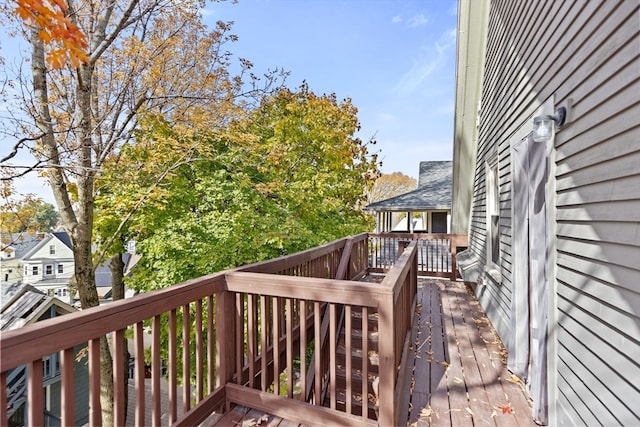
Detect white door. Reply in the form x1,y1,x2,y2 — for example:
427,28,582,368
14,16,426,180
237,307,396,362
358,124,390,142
509,134,549,424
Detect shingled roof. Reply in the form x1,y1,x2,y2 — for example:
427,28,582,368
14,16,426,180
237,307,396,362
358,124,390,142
365,161,452,211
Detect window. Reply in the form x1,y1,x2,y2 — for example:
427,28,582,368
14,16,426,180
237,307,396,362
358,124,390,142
32,266,39,276
486,154,501,269
58,264,64,274
49,245,56,255
45,264,53,275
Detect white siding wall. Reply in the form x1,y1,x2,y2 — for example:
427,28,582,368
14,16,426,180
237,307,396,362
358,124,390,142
467,1,640,425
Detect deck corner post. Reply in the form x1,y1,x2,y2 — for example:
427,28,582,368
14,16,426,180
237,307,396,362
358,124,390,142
216,289,236,395
377,293,396,427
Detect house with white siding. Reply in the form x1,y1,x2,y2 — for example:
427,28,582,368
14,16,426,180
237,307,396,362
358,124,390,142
365,161,453,233
0,232,46,286
452,1,639,425
20,232,74,298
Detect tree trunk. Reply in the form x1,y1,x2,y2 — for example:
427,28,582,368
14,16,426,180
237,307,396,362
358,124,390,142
30,27,116,426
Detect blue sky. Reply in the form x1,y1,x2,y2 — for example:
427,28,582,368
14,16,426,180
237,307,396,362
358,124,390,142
208,0,459,180
2,0,458,203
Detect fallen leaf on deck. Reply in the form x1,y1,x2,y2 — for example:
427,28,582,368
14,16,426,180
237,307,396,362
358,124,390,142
497,404,513,414
506,374,522,385
420,407,432,418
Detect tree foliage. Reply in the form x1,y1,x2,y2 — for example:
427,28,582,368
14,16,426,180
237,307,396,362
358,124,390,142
367,171,417,204
13,0,89,68
93,84,379,386
101,84,380,293
0,195,59,233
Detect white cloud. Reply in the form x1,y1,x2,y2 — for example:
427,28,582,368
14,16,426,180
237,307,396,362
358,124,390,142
407,13,429,28
391,26,457,95
391,15,402,24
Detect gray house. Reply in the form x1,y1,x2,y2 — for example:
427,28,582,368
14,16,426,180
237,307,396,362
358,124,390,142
366,161,452,233
1,283,89,426
452,1,639,426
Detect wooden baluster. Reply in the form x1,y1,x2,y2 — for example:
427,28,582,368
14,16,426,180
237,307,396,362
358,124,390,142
299,299,307,401
168,309,177,422
61,347,75,426
273,296,281,396
361,306,369,419
260,295,268,391
207,295,215,392
113,330,126,426
195,299,203,402
88,338,101,425
134,322,145,426
152,315,161,426
247,294,256,389
345,305,352,414
28,359,44,426
235,294,243,386
182,304,191,412
286,298,294,398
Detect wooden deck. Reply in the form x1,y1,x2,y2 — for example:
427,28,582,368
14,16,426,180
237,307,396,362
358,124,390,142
208,279,537,427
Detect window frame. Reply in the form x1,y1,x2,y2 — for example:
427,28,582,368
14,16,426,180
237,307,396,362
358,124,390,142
485,151,501,281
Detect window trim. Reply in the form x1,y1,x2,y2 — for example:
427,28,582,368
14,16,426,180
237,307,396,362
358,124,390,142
485,151,501,282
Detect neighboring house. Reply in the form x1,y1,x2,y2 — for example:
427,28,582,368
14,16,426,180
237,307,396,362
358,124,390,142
20,232,74,298
1,283,89,426
452,1,639,426
0,232,46,286
93,252,139,304
365,161,452,233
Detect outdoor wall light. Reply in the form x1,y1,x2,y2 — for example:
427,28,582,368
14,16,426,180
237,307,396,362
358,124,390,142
532,107,566,142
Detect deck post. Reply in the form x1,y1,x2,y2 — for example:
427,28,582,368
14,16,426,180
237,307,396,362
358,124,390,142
217,290,236,407
377,291,395,426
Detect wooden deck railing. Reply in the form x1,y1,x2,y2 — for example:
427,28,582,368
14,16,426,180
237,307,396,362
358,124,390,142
368,233,468,280
0,233,461,427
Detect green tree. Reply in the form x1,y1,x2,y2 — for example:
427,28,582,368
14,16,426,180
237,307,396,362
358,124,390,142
0,196,59,233
125,84,380,292
93,85,379,385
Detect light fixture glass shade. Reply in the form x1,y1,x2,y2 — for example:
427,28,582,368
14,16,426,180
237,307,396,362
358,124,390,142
533,115,554,142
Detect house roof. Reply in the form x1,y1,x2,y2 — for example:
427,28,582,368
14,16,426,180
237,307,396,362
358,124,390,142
365,161,453,212
52,231,73,250
21,231,72,261
0,283,76,331
1,232,46,258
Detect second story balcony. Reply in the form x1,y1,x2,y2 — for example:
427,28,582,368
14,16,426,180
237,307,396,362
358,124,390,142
1,233,536,426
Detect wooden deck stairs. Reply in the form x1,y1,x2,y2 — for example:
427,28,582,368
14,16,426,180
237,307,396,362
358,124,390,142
329,306,380,419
